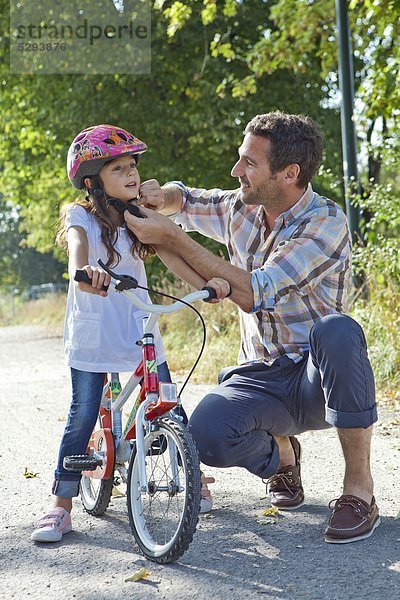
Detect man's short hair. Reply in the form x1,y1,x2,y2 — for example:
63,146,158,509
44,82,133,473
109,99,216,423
244,111,323,188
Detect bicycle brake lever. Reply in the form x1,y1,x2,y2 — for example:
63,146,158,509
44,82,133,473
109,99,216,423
97,259,139,291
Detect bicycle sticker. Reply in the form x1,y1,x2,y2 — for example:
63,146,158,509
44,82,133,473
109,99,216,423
145,359,157,374
110,381,122,399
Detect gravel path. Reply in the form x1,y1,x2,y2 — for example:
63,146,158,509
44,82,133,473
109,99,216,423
1,325,399,600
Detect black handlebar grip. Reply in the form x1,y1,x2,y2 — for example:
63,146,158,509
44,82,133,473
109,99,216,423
74,269,109,292
201,283,232,303
201,286,218,302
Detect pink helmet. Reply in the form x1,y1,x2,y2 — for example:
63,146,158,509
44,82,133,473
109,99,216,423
67,124,148,189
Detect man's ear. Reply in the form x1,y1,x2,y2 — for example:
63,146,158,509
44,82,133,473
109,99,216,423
283,163,301,185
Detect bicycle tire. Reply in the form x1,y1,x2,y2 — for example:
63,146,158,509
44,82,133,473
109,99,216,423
80,422,115,516
127,416,201,563
80,474,114,516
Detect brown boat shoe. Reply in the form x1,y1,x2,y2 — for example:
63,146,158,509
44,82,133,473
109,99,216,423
324,494,380,544
265,436,304,510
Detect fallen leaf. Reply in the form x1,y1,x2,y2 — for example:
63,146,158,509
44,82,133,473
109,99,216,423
23,468,38,479
124,567,151,583
263,507,279,517
257,518,276,525
112,486,126,498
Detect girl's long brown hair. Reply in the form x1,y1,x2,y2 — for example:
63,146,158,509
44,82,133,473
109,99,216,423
56,189,155,265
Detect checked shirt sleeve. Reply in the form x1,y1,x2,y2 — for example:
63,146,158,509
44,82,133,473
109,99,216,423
169,181,233,245
251,214,351,313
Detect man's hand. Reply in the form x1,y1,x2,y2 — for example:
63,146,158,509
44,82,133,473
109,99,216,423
138,179,165,211
124,206,181,245
205,277,231,304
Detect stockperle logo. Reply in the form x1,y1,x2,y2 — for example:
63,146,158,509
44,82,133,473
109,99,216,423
10,0,151,75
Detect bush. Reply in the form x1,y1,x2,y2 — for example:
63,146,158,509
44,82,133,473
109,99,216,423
351,181,400,397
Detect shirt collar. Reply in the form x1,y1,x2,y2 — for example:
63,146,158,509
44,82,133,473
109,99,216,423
279,184,314,227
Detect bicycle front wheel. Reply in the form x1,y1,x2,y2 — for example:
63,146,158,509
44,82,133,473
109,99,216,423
127,416,201,563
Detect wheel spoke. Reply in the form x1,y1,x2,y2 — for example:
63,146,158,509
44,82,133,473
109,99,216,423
127,417,201,562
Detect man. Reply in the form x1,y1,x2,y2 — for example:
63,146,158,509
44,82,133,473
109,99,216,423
125,111,379,544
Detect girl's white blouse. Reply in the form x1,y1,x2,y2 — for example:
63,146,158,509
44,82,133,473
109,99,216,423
64,205,166,372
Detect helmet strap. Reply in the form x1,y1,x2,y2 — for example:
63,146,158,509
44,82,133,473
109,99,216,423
85,175,104,199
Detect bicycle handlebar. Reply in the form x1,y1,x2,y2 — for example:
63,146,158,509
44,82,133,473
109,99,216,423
74,259,218,313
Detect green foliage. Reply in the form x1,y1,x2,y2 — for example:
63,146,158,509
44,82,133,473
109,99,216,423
0,195,65,286
1,0,399,392
165,0,400,128
0,0,343,263
156,279,240,381
353,182,400,284
352,277,400,392
351,180,400,391
163,1,193,36
162,0,400,192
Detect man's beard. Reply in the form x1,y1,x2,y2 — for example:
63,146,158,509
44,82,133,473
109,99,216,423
238,180,282,211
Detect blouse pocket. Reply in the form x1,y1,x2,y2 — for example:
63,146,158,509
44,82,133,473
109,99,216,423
71,311,101,350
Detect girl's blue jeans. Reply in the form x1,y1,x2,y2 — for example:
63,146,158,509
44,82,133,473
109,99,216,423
53,361,172,498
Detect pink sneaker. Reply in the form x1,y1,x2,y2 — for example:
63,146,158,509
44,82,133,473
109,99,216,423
31,508,72,542
200,473,215,514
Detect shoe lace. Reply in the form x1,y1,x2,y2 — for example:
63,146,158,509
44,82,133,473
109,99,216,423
266,471,295,492
329,496,365,515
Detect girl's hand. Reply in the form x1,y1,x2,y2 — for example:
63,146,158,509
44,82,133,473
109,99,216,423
205,277,231,304
138,179,165,211
76,266,111,297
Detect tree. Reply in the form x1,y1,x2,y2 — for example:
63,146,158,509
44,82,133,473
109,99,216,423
161,0,400,186
0,0,342,266
0,196,65,286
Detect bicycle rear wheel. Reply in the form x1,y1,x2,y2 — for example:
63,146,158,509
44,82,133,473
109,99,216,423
127,416,201,563
80,422,115,516
80,474,114,516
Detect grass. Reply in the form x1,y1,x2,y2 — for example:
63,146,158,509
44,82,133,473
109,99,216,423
1,281,241,383
0,292,66,334
154,280,241,382
350,275,400,406
2,277,399,406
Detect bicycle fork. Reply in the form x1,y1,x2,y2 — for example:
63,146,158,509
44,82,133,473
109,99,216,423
135,394,159,492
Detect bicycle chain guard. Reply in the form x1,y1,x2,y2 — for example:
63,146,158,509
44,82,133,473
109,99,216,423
82,428,115,480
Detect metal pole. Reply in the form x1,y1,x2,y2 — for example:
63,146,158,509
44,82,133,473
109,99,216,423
335,0,361,242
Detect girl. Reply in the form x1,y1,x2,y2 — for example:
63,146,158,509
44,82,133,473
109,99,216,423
31,124,228,542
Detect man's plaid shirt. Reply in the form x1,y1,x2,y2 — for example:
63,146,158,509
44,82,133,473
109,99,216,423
172,182,351,366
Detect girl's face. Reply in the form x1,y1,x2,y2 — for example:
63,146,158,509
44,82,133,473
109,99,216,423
99,154,141,202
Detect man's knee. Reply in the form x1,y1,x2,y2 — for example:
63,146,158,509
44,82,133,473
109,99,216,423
310,314,366,357
189,393,237,468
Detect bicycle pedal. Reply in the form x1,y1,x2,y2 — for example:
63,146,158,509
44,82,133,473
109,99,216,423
63,454,103,471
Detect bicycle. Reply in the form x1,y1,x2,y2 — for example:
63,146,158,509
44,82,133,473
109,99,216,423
63,259,218,563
